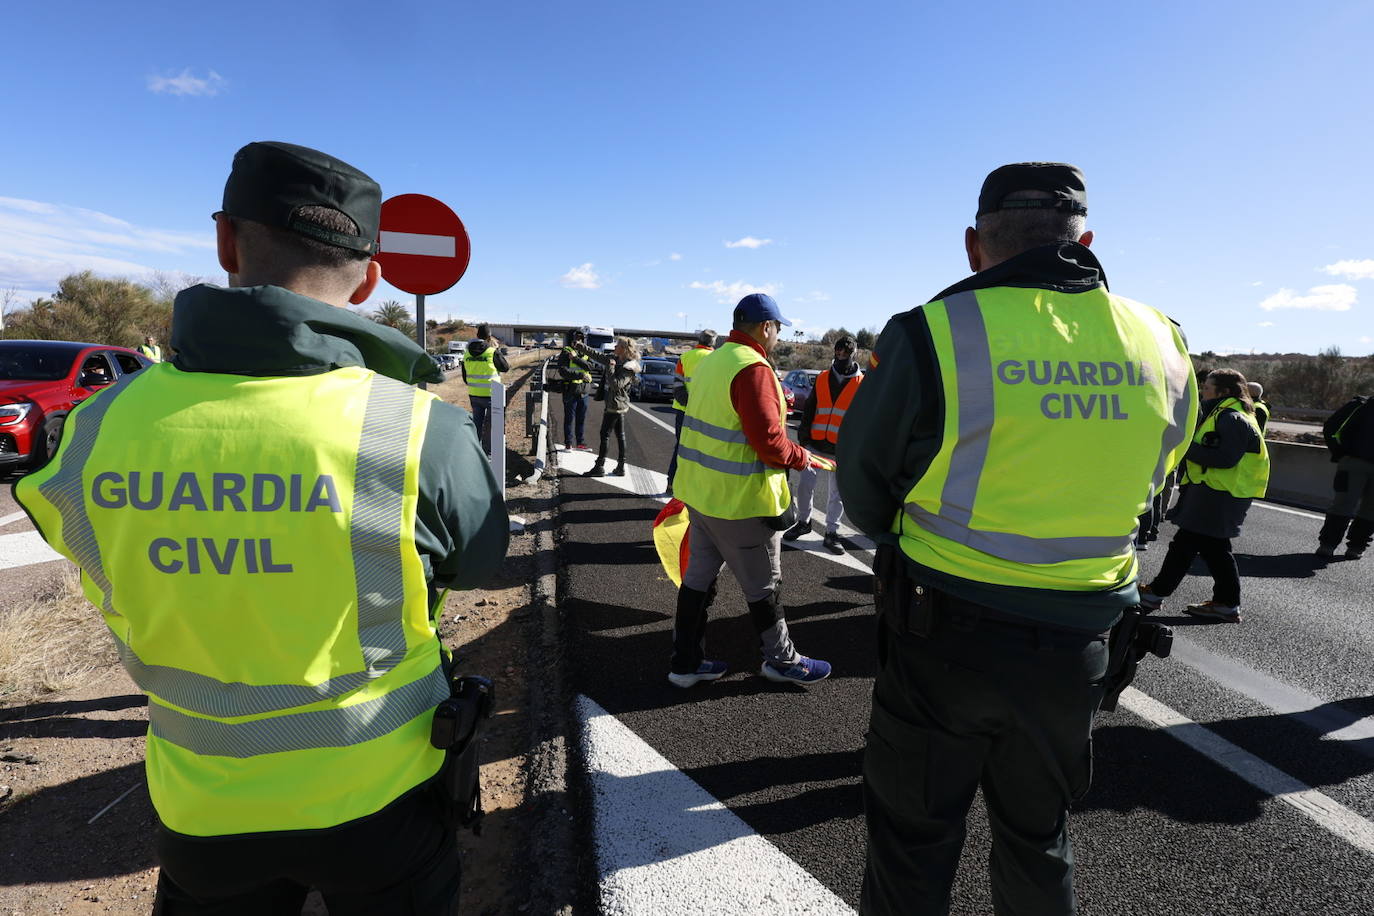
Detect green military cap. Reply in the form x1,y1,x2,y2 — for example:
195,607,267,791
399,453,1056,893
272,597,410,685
219,141,381,254
977,162,1087,218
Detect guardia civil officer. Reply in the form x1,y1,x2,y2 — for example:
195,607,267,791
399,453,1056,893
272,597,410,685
15,141,508,913
838,163,1197,915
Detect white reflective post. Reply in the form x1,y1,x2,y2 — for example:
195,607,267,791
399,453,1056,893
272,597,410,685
490,377,506,497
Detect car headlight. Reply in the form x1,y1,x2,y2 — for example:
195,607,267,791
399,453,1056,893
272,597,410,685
0,402,33,426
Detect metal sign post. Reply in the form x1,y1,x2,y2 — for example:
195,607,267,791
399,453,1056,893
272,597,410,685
415,293,426,389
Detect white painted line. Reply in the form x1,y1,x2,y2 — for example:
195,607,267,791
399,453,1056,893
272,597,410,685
0,531,64,570
578,694,855,915
378,230,455,258
1254,501,1324,521
629,402,677,435
1170,641,1374,745
0,511,29,528
1120,687,1374,857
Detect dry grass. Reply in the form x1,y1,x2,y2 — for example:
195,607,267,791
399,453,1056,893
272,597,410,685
0,568,115,705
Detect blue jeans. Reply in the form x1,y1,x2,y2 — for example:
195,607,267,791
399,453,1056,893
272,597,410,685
667,408,685,482
562,394,588,446
469,396,491,455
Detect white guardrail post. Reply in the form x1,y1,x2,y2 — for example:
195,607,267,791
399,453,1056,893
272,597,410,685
490,377,507,497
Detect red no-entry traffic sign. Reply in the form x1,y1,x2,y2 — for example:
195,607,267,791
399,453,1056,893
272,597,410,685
375,194,471,296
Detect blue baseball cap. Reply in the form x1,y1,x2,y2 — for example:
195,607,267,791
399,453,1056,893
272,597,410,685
733,292,792,326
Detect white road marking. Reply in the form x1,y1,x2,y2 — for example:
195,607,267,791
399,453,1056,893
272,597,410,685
577,694,856,916
0,531,64,570
377,230,455,258
629,402,678,435
1170,641,1374,745
1120,687,1374,857
0,510,29,528
1254,501,1324,521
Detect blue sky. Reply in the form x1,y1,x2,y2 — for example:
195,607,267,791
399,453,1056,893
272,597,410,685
2,1,1371,355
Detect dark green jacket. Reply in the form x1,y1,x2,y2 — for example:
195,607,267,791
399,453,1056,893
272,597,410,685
169,284,508,601
837,243,1150,632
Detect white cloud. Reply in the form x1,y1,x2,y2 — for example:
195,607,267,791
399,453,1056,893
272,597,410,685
724,237,772,250
1360,336,1372,345
688,280,780,303
793,290,830,303
560,263,602,289
1250,280,1263,287
1257,321,1276,327
675,311,687,319
1320,259,1374,280
147,68,227,97
669,252,682,261
1258,284,1357,312
0,196,216,302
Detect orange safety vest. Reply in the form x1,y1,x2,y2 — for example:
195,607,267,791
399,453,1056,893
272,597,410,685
809,369,863,444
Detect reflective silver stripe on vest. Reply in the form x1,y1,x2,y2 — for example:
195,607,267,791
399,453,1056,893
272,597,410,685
148,664,450,759
681,414,750,444
47,374,426,719
1133,301,1195,494
938,291,994,529
34,375,139,620
903,290,1137,565
676,446,766,477
904,503,1135,564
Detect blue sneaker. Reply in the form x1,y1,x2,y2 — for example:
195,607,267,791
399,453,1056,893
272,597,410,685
667,660,728,688
761,656,831,685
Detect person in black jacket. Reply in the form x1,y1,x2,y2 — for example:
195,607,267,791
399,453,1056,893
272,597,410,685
1317,394,1374,559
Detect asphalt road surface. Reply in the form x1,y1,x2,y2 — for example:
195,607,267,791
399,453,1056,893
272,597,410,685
554,392,1374,915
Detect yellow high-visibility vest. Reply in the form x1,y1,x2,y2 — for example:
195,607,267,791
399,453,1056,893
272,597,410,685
897,285,1196,594
464,349,497,397
674,342,790,520
673,345,713,410
14,363,448,836
1183,397,1269,498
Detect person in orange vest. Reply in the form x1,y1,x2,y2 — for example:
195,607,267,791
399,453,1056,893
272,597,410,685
785,335,862,554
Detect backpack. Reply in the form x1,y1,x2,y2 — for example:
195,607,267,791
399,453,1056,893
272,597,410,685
1325,396,1374,461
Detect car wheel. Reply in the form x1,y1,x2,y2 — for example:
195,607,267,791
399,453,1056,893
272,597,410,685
26,416,64,469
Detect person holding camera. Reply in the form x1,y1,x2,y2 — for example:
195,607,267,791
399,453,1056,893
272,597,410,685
16,141,509,913
1316,392,1374,559
1139,368,1270,622
461,322,510,454
584,336,641,477
838,163,1196,915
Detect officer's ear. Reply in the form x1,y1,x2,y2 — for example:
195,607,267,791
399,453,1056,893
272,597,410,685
216,214,240,276
1078,229,1094,248
348,260,382,306
965,226,983,273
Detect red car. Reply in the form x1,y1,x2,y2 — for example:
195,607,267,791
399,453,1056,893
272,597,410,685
0,340,153,471
774,370,797,413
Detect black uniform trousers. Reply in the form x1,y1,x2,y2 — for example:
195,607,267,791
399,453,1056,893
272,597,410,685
153,778,459,915
862,586,1108,916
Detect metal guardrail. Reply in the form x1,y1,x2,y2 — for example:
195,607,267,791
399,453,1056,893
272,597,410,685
524,358,552,485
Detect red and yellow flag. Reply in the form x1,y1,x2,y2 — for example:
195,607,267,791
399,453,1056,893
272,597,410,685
652,498,692,586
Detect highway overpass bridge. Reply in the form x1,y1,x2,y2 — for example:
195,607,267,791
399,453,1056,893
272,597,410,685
484,324,705,346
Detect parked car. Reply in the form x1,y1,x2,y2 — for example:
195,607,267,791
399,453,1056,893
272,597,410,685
0,340,153,471
782,368,821,409
634,358,678,402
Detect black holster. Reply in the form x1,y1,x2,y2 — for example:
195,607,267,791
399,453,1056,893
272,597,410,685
874,543,933,637
430,672,495,834
1100,608,1173,712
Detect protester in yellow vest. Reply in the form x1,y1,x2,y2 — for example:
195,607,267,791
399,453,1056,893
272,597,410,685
672,293,836,687
666,328,716,490
785,334,863,554
1139,368,1269,622
462,322,510,454
137,335,162,362
14,141,508,913
837,163,1197,915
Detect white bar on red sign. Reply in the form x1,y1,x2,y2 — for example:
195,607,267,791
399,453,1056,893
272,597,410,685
379,230,456,258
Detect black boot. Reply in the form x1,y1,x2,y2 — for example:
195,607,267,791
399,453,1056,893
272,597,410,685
1317,513,1352,557
670,583,717,675
612,461,626,476
584,456,606,477
1347,517,1374,559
